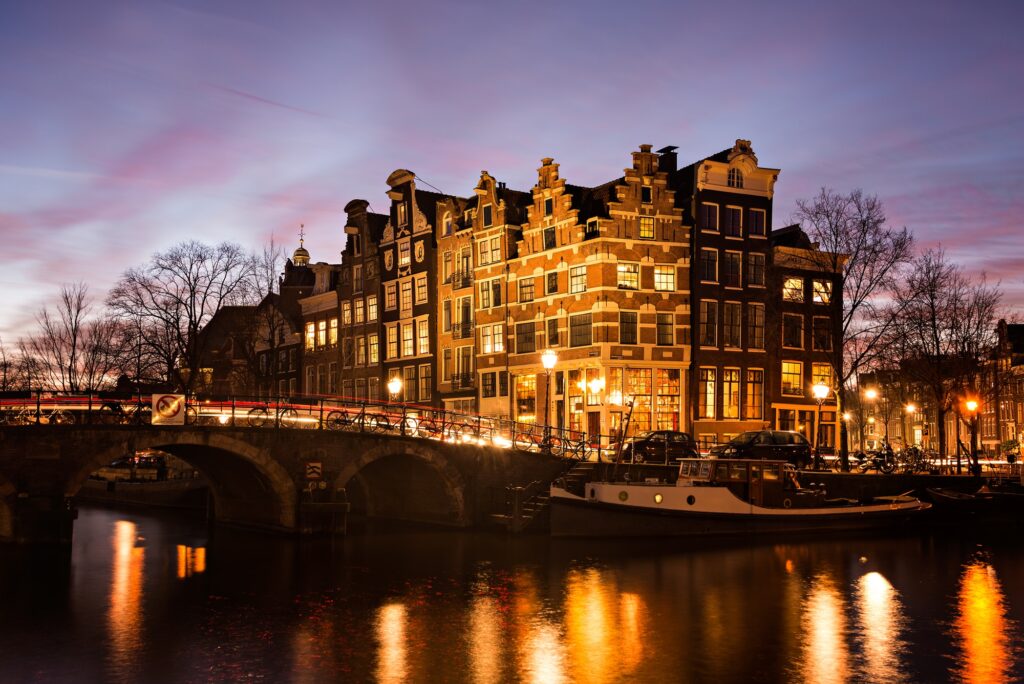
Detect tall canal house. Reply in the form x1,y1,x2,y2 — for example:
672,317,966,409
205,140,843,449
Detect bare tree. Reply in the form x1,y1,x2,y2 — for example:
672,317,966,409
889,248,1001,466
24,283,124,392
0,336,18,391
794,188,914,462
107,241,255,392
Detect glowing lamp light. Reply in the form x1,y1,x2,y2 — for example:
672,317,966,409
387,376,403,399
540,349,558,371
865,388,878,401
217,414,230,425
868,417,876,425
966,400,979,413
812,383,830,401
588,377,606,394
905,404,917,414
842,412,851,421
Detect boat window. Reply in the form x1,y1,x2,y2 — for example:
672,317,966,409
679,461,692,477
729,463,748,480
699,461,712,478
763,464,780,480
715,463,730,481
750,464,761,481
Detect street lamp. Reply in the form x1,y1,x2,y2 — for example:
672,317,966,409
965,398,980,476
812,382,830,470
905,403,917,448
540,350,557,440
387,376,402,402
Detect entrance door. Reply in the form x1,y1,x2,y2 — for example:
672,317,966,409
587,412,601,444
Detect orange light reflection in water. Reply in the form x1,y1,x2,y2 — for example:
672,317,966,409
953,561,1015,683
854,571,907,683
107,520,144,675
468,595,502,684
175,545,206,579
800,574,850,684
375,603,408,684
510,572,567,684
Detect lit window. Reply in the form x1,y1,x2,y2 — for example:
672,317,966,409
639,217,654,240
418,319,429,355
354,298,364,324
570,266,587,294
519,279,535,302
367,295,378,321
400,281,412,312
329,318,338,346
781,361,803,396
812,363,833,389
342,301,352,325
415,274,428,304
369,334,379,363
745,370,763,420
722,369,740,419
699,368,716,419
305,322,315,351
813,280,832,304
387,325,398,359
402,323,414,357
399,241,410,267
783,277,804,302
317,320,327,348
657,313,673,346
356,337,366,365
617,262,640,289
397,203,407,226
654,266,675,291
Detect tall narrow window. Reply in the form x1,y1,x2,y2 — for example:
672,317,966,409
519,279,535,302
400,280,412,313
369,334,379,364
482,204,493,227
746,253,765,286
417,319,430,355
544,197,553,216
546,272,558,295
723,303,741,348
745,370,764,420
782,314,804,349
749,209,766,236
781,361,803,396
748,304,765,350
699,300,717,347
722,369,740,419
812,316,833,351
543,226,556,250
619,311,638,344
570,266,587,293
442,300,452,332
700,203,719,231
698,368,716,419
699,249,718,282
657,313,673,346
399,241,410,267
641,185,652,204
387,325,398,359
723,252,742,287
547,318,560,346
724,207,742,237
516,322,536,354
305,322,315,351
402,323,414,357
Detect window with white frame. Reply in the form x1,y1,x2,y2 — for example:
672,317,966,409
398,240,410,267
400,280,413,313
385,283,397,310
417,319,429,355
617,262,640,289
570,266,587,294
749,208,766,236
367,295,378,321
728,168,744,188
402,323,414,357
783,277,804,303
813,280,833,304
342,301,352,325
700,203,719,231
654,266,675,291
354,298,365,324
639,217,654,240
747,253,765,286
724,207,742,237
415,274,428,304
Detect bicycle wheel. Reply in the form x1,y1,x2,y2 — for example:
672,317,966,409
99,403,124,425
325,410,348,430
277,408,298,427
247,407,269,428
185,406,199,425
50,410,74,425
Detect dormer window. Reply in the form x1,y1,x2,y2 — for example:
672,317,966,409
397,202,408,226
728,168,744,189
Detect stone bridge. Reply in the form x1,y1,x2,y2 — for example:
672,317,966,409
0,425,568,544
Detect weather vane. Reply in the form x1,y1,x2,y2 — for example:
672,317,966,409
298,224,305,247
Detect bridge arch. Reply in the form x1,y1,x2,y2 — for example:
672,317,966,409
68,431,298,531
334,440,468,526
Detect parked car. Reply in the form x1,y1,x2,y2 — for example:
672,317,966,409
617,430,699,463
709,430,812,469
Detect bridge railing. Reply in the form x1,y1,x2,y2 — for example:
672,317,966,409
0,391,600,459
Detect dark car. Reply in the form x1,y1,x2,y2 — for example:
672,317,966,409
618,430,699,463
709,430,812,469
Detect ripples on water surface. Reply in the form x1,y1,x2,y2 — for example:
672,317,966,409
0,506,1021,683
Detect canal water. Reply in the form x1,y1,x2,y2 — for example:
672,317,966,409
1,507,1022,683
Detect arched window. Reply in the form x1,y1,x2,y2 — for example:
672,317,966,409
728,168,744,189
443,212,452,235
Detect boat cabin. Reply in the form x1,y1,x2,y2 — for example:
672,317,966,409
676,458,825,508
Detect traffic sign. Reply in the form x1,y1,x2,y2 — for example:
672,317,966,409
305,462,323,480
152,394,186,425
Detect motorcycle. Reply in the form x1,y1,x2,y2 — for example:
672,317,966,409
858,443,896,474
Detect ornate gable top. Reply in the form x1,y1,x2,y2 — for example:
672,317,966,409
727,139,758,164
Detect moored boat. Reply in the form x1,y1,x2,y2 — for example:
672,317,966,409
550,458,931,537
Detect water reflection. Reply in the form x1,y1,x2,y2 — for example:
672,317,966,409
375,603,408,683
511,572,567,684
953,560,1015,683
854,571,907,683
107,520,144,676
468,595,502,684
175,545,206,579
799,574,850,684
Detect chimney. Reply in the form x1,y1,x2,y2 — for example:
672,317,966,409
498,181,506,190
657,146,678,173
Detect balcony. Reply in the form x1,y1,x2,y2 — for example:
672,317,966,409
451,270,473,290
452,320,474,340
451,372,475,390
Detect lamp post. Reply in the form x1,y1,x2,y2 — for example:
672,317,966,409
966,398,980,476
812,382,830,470
905,403,917,447
540,350,557,450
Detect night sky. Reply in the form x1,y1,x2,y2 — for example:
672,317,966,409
2,0,1022,340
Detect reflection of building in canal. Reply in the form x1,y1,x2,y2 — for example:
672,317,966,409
175,544,206,579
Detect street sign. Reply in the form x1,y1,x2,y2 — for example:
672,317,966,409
305,462,323,480
152,394,185,426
